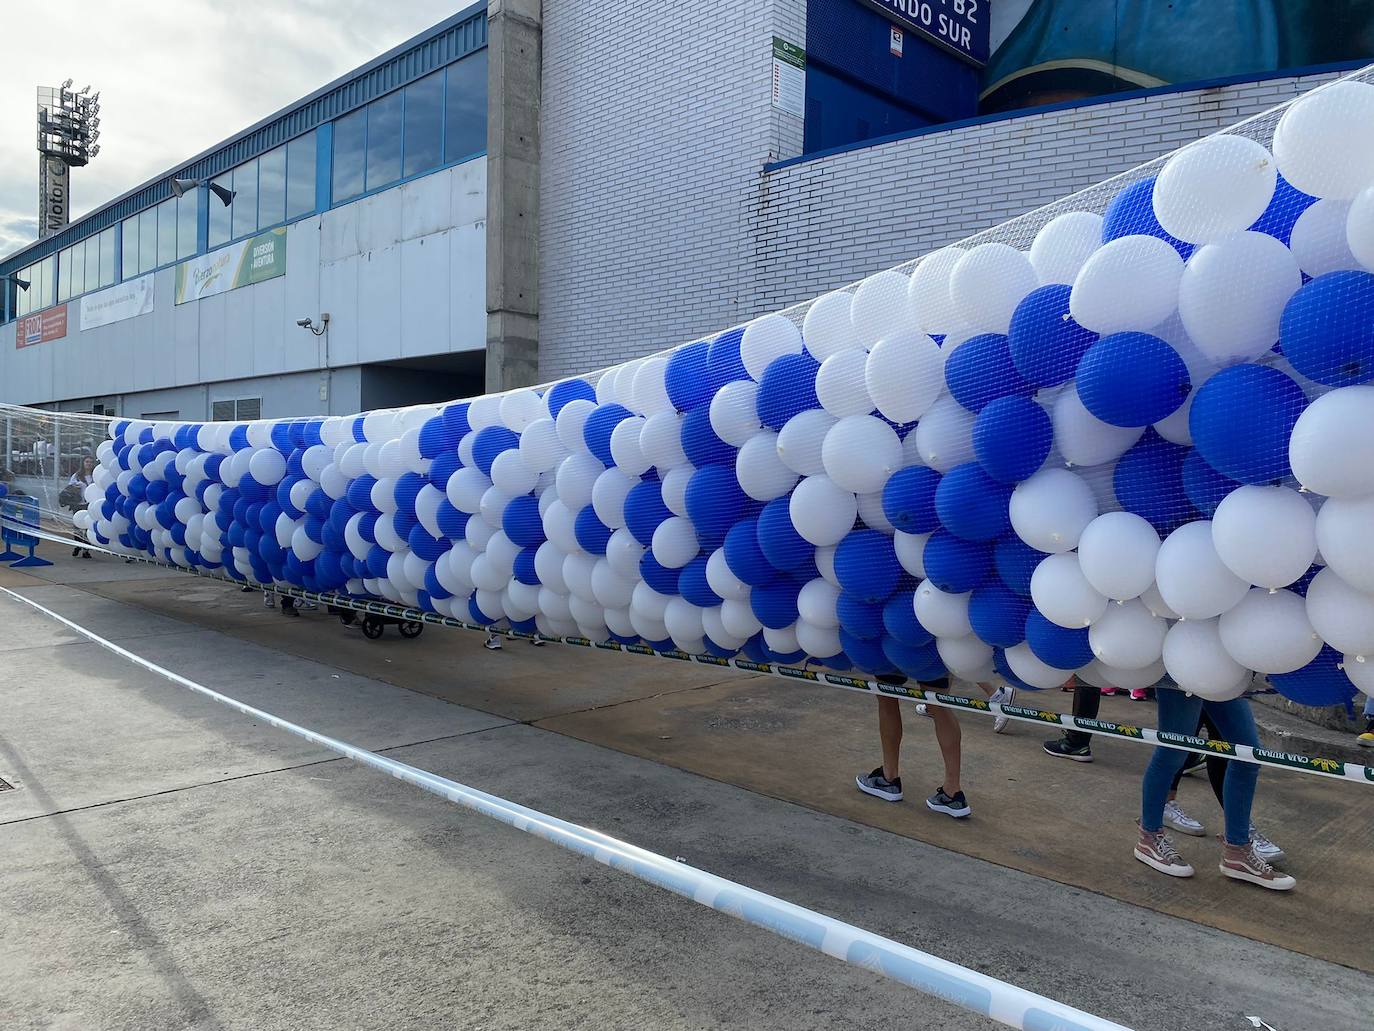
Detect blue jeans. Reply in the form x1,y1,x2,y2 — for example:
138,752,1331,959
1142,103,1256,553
1141,688,1259,846
1364,694,1374,718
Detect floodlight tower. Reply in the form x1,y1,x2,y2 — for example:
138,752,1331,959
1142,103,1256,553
36,79,101,239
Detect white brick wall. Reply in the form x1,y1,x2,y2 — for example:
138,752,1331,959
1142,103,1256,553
540,17,1342,377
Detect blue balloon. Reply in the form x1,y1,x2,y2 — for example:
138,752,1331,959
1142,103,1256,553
625,480,671,546
992,648,1038,692
706,327,748,392
347,475,378,512
752,579,803,630
944,333,1031,413
1269,645,1358,707
995,536,1044,597
839,629,897,676
665,341,712,412
229,426,250,451
757,498,813,574
303,515,326,545
1025,609,1093,670
681,405,735,467
513,547,540,585
437,500,469,540
639,551,680,595
306,489,333,521
1280,270,1374,386
968,584,1030,648
502,495,545,547
546,380,595,419
1101,176,1194,258
1181,450,1239,518
430,451,461,489
756,352,821,431
574,505,613,555
357,512,379,544
1008,284,1097,387
582,404,633,466
835,530,900,603
836,591,885,639
1113,433,1196,533
724,518,775,586
972,396,1052,484
882,638,946,682
881,466,942,533
934,463,1011,541
328,499,357,534
1190,364,1307,484
407,525,448,562
472,426,520,475
923,531,993,593
441,402,472,438
678,555,721,608
365,545,391,579
685,464,745,547
270,423,293,452
469,594,500,626
1076,332,1190,428
1247,173,1315,246
882,590,933,647
418,415,460,459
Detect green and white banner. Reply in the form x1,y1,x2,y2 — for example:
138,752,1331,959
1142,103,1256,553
174,227,287,305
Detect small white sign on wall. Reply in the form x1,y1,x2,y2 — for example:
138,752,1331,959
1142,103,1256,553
79,274,154,332
890,25,904,57
771,37,806,119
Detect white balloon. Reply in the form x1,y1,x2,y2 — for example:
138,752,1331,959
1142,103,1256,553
1219,588,1323,675
949,243,1038,335
912,395,976,472
776,409,837,476
1347,184,1374,270
914,583,972,638
497,389,543,432
1029,211,1103,285
519,417,566,473
1010,468,1098,554
789,475,858,547
1155,520,1250,619
762,624,800,656
737,431,799,502
796,621,843,659
702,607,747,652
1006,641,1081,689
291,525,324,562
706,548,750,601
490,449,538,496
541,500,579,554
1341,653,1374,695
447,467,491,514
1161,619,1246,699
664,597,706,648
371,477,399,514
640,410,688,470
822,415,902,495
1289,385,1374,498
893,530,929,578
856,491,894,535
563,551,597,600
1089,599,1165,670
651,516,698,569
454,434,476,471
1272,80,1374,201
1070,235,1183,335
592,468,637,530
1316,494,1374,592
1030,553,1108,629
801,290,858,360
1077,512,1160,602
1289,198,1360,276
850,270,911,348
709,381,761,446
631,355,673,417
606,528,645,580
609,416,651,477
1153,135,1277,244
660,464,694,518
478,487,513,528
556,451,604,510
1094,659,1166,691
865,331,944,423
815,349,874,418
534,541,569,592
907,247,966,335
1139,582,1180,620
539,587,574,624
1178,232,1301,365
555,398,597,453
721,596,763,639
937,633,994,678
816,544,838,587
1152,386,1195,446
797,578,841,628
740,313,803,382
1307,567,1374,658
1211,485,1316,589
591,559,635,609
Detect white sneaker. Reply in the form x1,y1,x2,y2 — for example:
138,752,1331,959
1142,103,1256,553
1249,826,1286,864
988,685,1014,734
483,635,502,651
915,704,932,718
263,593,276,608
1163,800,1205,837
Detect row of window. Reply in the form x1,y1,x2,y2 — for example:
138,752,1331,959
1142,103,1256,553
7,50,486,321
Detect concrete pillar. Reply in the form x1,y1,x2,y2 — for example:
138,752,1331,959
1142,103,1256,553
485,0,542,393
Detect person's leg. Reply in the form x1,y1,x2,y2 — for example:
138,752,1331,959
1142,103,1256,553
1044,679,1097,759
1141,688,1203,833
928,705,961,796
1196,710,1228,809
878,696,903,782
1360,694,1374,746
1200,698,1260,847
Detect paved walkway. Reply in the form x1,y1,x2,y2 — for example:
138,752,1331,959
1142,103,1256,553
2,552,1371,1030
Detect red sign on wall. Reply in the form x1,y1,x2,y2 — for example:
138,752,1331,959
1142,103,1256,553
16,305,67,348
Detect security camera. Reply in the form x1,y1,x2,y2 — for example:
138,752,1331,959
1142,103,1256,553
296,317,313,328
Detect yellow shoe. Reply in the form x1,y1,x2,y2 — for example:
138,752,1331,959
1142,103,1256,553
1358,731,1374,748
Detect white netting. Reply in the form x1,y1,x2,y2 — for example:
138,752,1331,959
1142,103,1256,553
8,66,1374,712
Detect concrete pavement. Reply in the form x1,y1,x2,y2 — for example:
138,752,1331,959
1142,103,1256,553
2,553,1372,1030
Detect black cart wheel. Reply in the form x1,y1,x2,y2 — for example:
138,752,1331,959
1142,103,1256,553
361,616,385,640
398,621,424,639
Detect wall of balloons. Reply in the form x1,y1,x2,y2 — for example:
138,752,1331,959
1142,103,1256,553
78,77,1374,709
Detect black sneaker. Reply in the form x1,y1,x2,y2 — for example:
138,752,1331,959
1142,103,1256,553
1043,738,1093,762
926,786,971,818
1179,752,1207,777
855,766,903,801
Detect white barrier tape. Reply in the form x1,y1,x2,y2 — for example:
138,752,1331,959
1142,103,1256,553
7,516,1372,786
0,584,1131,1031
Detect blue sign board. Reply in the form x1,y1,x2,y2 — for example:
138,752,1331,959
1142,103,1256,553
857,0,990,66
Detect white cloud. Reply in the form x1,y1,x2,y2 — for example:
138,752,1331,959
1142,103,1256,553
0,0,466,262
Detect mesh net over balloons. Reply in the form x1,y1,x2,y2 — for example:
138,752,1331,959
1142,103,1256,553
31,67,1374,713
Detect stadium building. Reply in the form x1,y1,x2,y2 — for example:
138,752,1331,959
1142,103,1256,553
1,0,1370,444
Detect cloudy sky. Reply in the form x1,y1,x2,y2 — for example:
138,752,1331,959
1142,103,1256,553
0,0,465,259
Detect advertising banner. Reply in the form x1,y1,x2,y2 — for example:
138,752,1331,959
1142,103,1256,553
174,227,287,305
16,305,68,348
79,274,154,331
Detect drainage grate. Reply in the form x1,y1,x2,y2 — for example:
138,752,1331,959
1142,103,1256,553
0,776,14,792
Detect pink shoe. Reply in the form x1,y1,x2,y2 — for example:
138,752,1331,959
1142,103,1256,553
1130,688,1148,701
1100,687,1118,696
